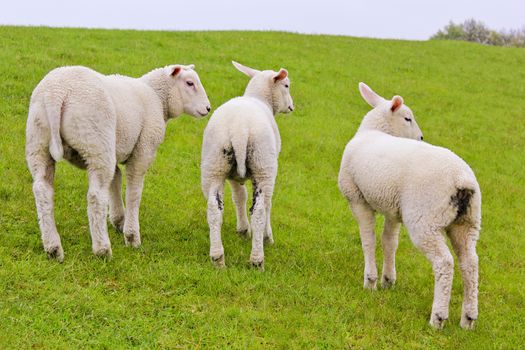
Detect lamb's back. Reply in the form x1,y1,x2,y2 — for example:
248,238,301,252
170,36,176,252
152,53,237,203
343,131,474,215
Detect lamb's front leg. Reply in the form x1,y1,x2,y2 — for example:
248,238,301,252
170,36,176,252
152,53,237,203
86,166,114,258
350,202,377,289
123,169,146,248
109,166,125,232
229,180,250,238
381,218,401,288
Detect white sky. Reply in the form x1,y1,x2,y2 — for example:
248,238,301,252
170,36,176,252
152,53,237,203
1,0,524,40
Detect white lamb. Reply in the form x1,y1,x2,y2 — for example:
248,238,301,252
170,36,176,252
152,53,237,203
201,61,294,270
338,83,481,329
26,64,210,261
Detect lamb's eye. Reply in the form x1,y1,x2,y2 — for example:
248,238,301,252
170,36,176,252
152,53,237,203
404,117,412,123
284,84,289,88
186,81,194,87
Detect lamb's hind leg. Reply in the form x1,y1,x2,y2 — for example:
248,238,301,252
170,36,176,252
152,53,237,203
263,186,275,245
27,153,64,262
109,166,125,232
86,163,114,258
350,202,378,289
408,227,454,329
229,180,250,238
381,218,401,288
448,223,479,329
249,176,275,270
205,179,226,267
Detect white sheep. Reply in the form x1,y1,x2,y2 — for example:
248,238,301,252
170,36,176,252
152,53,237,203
201,61,294,270
338,83,481,329
26,64,210,261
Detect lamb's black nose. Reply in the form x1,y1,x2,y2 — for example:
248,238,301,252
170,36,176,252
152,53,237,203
420,136,424,141
206,106,211,112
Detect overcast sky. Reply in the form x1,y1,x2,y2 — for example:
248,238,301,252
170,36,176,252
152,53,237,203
1,0,524,40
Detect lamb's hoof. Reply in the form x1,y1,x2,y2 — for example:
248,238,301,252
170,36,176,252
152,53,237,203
250,258,265,271
110,215,125,233
430,313,448,329
93,245,112,260
211,254,225,268
45,245,64,263
460,314,477,330
264,236,274,245
124,234,141,248
237,228,251,239
364,276,377,290
381,275,396,289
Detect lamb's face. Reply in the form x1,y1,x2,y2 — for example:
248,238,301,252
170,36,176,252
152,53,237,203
232,61,294,115
168,65,211,118
387,103,423,140
358,82,423,141
271,69,294,114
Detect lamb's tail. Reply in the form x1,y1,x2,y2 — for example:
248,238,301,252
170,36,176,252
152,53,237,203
43,94,64,162
231,132,249,178
451,188,474,220
452,174,479,222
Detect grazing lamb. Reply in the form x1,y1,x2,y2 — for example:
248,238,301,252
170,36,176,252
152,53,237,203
201,61,294,270
26,64,210,261
338,83,481,329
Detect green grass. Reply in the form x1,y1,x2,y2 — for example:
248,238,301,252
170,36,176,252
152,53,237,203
1,26,524,349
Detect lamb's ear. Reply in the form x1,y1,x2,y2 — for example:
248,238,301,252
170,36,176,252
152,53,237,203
273,68,288,82
170,65,182,77
232,61,259,78
390,95,404,112
188,64,195,70
359,82,384,108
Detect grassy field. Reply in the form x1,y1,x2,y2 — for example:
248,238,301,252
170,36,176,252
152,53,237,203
0,26,524,348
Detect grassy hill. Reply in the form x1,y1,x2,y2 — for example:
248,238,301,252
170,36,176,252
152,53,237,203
0,26,524,348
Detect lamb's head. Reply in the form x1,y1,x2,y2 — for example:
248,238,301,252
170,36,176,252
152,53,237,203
358,82,423,141
232,61,294,115
167,64,211,118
